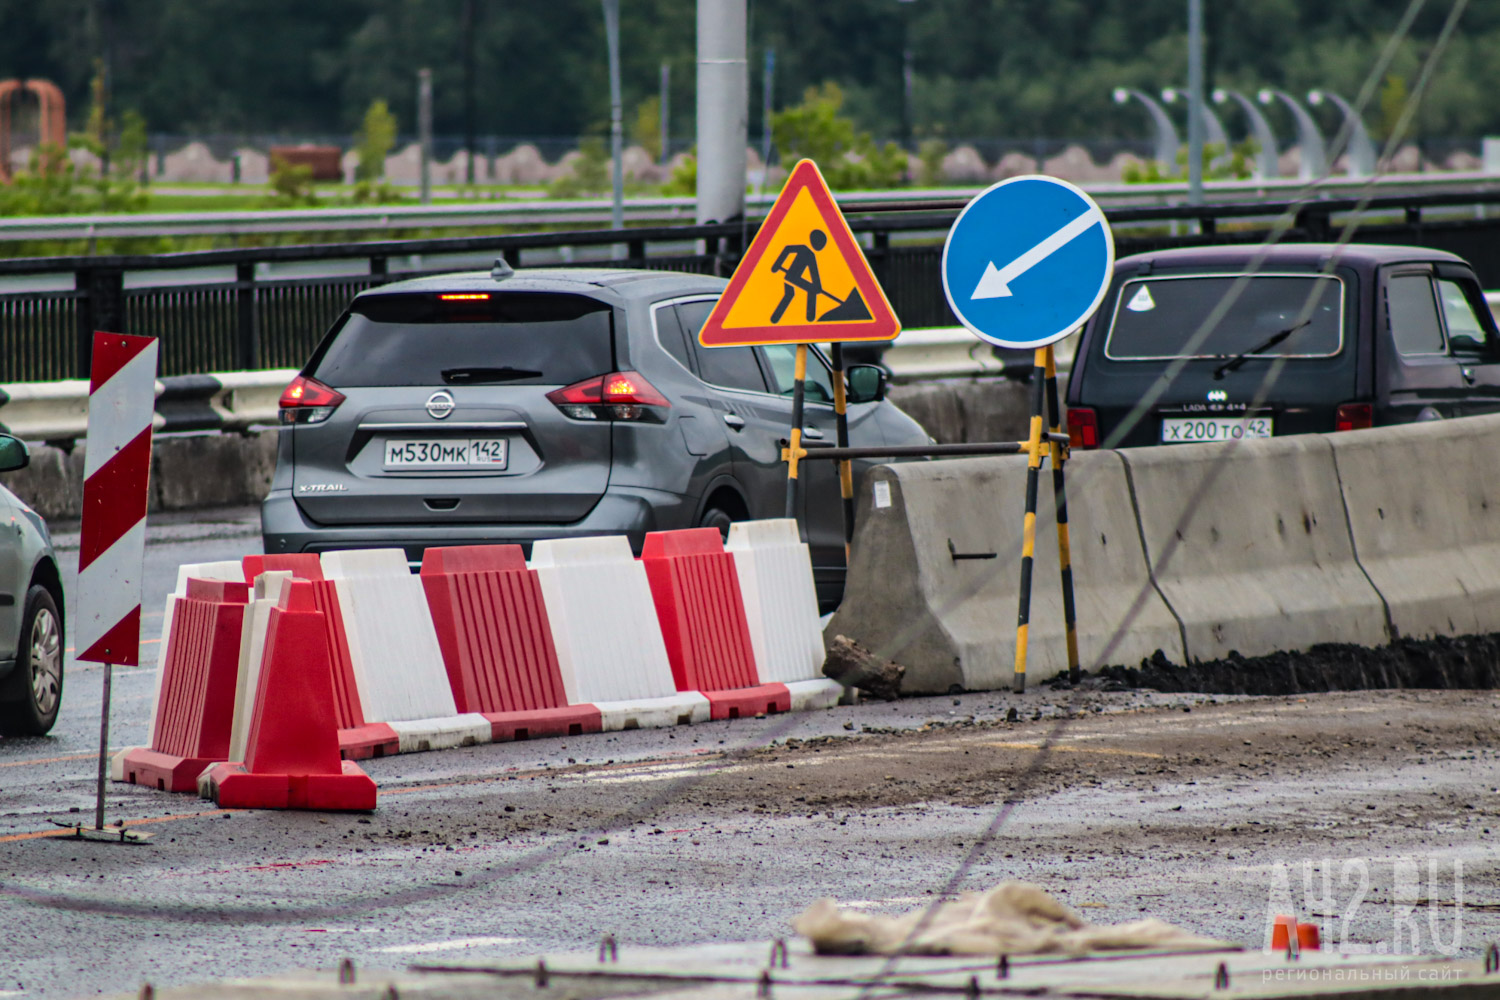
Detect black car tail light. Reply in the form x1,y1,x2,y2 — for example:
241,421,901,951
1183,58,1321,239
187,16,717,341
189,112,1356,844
547,371,671,421
1335,402,1373,432
278,375,346,425
1066,407,1099,449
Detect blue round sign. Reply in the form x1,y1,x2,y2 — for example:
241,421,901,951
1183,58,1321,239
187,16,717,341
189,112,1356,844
941,175,1115,350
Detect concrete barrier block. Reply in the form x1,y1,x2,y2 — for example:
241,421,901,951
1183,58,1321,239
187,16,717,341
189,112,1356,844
529,536,677,704
1122,434,1388,661
828,451,1183,693
1329,414,1500,638
320,549,458,724
727,519,825,684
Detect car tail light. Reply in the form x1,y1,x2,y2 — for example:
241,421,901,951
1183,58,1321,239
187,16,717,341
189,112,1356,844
279,375,345,425
1067,407,1099,449
548,371,670,421
1335,402,1373,432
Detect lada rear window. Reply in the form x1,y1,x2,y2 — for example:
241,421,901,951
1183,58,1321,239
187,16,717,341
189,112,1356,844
1104,273,1344,361
307,292,614,387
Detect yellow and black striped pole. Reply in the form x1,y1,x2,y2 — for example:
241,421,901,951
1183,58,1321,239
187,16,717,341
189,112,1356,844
783,343,809,519
1043,345,1081,685
830,343,855,557
1012,348,1048,693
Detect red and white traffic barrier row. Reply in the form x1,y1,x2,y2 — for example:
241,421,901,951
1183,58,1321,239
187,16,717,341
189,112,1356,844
114,519,837,809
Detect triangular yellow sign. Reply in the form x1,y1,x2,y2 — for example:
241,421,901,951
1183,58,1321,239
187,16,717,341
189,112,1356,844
699,160,901,347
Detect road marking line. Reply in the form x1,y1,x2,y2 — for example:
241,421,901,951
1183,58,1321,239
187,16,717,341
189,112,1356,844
0,752,100,769
984,741,1164,759
376,936,523,954
0,808,231,843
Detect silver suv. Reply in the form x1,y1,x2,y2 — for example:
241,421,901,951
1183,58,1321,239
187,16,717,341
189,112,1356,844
0,434,65,736
261,266,930,607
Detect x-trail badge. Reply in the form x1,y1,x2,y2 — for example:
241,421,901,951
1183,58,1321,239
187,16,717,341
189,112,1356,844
426,390,455,419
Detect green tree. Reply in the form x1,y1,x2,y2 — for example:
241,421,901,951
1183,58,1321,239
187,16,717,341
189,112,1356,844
771,82,905,190
631,95,663,161
355,99,397,182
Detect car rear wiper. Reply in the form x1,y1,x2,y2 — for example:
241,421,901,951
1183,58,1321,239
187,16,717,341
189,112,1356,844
441,366,543,384
1211,318,1311,381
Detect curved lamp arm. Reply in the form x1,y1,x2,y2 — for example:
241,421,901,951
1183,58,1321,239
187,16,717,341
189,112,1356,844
1308,89,1376,178
1259,88,1326,181
1214,89,1279,179
1113,87,1180,168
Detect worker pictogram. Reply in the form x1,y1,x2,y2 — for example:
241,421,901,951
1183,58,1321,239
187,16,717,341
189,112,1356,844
699,159,900,347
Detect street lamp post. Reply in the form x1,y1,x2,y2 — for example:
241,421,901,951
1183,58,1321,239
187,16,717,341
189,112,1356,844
1112,88,1180,169
602,0,624,231
1186,0,1204,205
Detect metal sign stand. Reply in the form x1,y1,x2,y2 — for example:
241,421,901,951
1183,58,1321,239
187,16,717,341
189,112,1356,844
1012,343,1080,693
783,344,809,518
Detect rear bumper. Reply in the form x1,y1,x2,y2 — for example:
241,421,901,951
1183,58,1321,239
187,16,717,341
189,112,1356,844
261,486,692,566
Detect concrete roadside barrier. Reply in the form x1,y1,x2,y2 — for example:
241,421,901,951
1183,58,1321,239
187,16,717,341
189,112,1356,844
320,549,488,753
1328,412,1500,638
530,535,709,731
117,578,249,792
726,520,841,711
641,528,791,720
828,451,1184,694
203,579,377,811
421,545,602,742
1120,433,1388,662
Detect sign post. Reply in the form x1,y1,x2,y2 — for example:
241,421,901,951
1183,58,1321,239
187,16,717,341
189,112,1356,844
941,175,1115,692
699,159,901,536
74,331,157,843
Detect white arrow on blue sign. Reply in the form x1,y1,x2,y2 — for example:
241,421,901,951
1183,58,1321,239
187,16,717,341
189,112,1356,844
941,175,1116,350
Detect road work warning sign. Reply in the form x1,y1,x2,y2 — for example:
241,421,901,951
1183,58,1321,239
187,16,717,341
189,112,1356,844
698,159,901,347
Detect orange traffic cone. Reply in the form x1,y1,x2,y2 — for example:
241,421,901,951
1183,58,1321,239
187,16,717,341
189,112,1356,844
203,579,376,810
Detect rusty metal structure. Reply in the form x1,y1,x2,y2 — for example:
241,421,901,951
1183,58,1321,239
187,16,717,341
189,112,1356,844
0,78,67,183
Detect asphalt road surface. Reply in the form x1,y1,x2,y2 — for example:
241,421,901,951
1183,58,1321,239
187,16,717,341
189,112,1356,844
0,507,1497,998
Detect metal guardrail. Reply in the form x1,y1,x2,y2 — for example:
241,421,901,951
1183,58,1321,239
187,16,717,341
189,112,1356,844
0,369,295,442
1,170,1498,242
11,287,1497,443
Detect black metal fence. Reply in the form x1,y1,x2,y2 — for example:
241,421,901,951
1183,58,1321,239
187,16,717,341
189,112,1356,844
5,190,1500,382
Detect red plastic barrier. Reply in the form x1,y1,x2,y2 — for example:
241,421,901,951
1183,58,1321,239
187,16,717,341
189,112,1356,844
640,528,789,720
421,545,601,741
204,579,376,811
242,554,324,582
120,579,249,792
298,577,398,759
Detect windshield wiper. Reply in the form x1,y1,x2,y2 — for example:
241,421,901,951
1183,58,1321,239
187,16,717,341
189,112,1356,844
441,366,543,384
1211,319,1311,381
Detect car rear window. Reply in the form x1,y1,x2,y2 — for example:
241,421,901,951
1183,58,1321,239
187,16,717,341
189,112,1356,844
1104,274,1344,361
308,292,614,387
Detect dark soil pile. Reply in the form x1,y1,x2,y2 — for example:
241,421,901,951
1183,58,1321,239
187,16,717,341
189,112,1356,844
1095,635,1500,695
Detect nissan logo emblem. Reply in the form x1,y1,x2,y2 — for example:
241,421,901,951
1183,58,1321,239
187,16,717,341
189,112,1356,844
426,390,456,419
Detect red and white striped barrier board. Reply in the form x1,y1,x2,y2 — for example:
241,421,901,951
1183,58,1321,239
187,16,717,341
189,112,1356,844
77,333,158,665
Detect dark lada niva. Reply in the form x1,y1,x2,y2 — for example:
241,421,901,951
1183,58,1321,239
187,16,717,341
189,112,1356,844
1064,243,1500,449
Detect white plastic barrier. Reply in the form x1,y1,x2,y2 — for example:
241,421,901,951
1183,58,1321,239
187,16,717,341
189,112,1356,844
146,559,244,749
726,519,826,683
529,536,708,730
319,549,469,727
227,571,293,762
